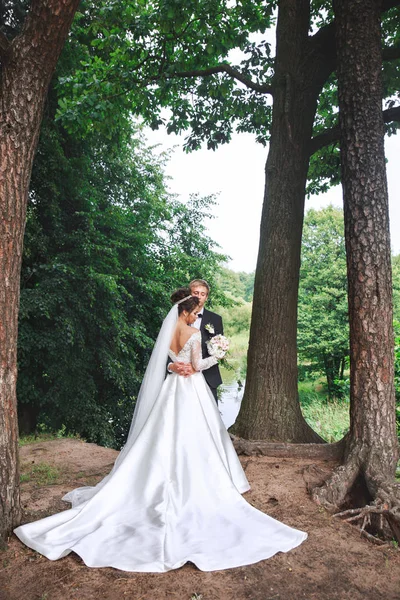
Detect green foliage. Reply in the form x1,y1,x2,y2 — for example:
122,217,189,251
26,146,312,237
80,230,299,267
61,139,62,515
214,266,254,375
394,320,400,438
297,206,349,398
217,307,251,375
300,396,349,443
18,35,227,449
54,1,400,197
57,0,275,149
392,255,400,322
218,302,252,337
216,267,255,302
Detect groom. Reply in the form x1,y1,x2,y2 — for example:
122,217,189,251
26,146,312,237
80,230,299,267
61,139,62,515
169,279,224,403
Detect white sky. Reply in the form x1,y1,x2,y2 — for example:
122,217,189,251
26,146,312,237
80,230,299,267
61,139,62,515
145,127,400,273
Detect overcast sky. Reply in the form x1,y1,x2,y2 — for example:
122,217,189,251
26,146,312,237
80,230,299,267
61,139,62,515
145,126,400,273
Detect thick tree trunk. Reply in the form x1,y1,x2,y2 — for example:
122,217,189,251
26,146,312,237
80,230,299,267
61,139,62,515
313,0,400,541
234,0,334,442
0,0,80,546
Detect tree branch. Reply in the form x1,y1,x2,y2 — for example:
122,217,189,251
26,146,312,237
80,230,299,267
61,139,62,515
309,124,340,155
170,64,273,95
382,46,400,61
309,2,400,69
0,30,11,57
383,105,400,125
309,105,400,155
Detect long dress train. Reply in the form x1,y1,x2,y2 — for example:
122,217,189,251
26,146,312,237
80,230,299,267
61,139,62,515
14,331,307,572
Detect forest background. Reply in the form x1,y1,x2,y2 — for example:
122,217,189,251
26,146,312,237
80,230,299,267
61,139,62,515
11,2,400,458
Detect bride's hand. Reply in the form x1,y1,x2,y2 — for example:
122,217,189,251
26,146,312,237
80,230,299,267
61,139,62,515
169,362,194,377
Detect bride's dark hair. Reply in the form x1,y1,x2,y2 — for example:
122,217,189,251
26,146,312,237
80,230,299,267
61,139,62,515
170,287,200,314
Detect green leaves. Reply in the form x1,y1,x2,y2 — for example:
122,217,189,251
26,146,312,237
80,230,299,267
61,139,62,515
17,33,227,448
297,206,349,397
52,0,400,191
55,0,274,149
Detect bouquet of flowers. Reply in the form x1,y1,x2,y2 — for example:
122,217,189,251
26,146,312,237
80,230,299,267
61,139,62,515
206,334,230,359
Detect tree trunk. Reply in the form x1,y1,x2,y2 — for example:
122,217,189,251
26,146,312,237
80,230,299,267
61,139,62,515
313,0,400,541
0,0,80,547
324,354,342,400
233,0,334,442
340,356,345,380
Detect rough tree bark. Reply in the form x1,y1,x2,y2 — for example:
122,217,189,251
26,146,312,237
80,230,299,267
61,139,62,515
313,0,400,542
233,0,400,444
0,0,80,546
233,0,335,442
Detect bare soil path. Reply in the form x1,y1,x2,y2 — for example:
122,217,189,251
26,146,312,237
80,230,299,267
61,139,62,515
1,439,399,600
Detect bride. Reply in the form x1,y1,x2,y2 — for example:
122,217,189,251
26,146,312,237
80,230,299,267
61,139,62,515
14,288,307,572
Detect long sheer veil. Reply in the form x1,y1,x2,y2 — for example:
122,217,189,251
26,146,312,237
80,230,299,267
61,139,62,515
63,304,179,507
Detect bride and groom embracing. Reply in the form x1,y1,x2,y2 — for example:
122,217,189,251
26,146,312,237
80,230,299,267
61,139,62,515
14,279,307,572
168,279,223,403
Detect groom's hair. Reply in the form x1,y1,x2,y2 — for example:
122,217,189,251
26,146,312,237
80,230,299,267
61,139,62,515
189,279,210,293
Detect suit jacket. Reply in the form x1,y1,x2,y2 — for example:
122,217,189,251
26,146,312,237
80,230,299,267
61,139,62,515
199,307,224,389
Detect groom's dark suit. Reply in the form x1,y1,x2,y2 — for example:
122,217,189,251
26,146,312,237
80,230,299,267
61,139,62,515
199,307,224,403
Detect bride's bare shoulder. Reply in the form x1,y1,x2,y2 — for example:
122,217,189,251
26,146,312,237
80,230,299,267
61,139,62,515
183,327,200,342
178,326,198,345
189,329,201,342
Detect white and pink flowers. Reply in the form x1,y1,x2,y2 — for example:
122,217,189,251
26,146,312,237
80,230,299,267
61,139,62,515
206,334,230,359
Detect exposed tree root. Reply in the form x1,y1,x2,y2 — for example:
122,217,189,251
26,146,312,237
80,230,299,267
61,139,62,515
230,434,345,461
332,505,397,545
312,445,400,544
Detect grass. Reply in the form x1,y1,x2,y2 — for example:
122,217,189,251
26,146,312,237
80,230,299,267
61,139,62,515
20,462,61,486
19,432,62,446
299,379,350,442
19,426,81,447
223,331,249,377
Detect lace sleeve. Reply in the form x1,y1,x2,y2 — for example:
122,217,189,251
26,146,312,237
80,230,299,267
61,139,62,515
190,335,218,371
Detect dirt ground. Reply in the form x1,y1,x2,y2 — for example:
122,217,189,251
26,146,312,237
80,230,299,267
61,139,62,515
1,438,399,600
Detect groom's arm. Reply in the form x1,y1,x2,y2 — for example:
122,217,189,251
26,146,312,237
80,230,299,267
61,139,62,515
168,361,195,376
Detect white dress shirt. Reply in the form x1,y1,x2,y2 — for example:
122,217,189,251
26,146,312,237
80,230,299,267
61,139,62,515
193,312,203,330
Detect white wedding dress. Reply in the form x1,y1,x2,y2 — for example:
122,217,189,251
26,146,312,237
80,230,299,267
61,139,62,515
14,326,307,572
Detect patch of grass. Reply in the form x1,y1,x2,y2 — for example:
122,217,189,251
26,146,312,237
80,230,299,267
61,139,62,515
20,462,61,486
222,331,249,377
19,432,61,446
298,377,326,401
299,378,350,442
300,394,350,443
19,426,81,447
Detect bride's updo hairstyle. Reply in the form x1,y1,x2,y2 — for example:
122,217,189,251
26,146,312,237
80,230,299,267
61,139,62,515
170,287,200,315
